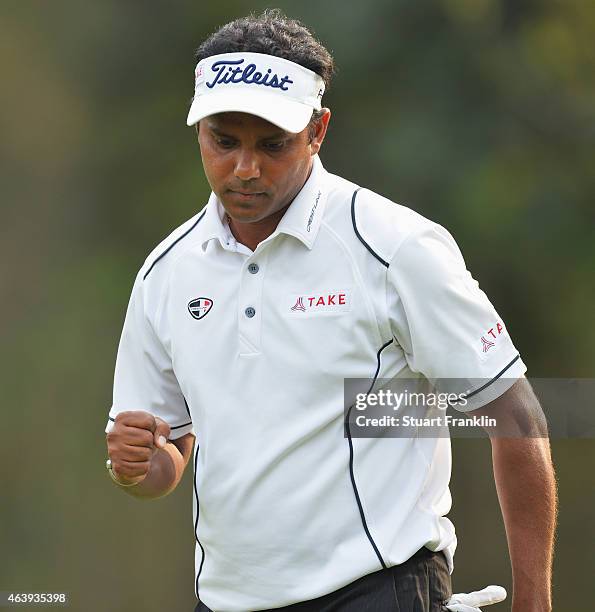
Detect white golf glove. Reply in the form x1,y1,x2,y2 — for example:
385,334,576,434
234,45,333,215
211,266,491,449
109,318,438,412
444,585,507,611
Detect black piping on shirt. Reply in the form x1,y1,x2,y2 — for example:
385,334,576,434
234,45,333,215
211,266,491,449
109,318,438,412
344,338,394,570
193,440,206,599
183,396,192,420
351,188,390,268
143,208,207,280
449,354,522,404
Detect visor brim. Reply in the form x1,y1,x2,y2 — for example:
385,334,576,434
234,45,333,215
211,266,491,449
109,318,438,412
186,90,314,134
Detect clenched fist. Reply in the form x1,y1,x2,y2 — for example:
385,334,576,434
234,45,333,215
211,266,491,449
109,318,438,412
106,411,171,485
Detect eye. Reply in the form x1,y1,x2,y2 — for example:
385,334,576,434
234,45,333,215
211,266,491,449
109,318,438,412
215,137,236,149
263,141,286,152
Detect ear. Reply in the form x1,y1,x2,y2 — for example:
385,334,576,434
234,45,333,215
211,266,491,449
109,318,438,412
309,108,331,156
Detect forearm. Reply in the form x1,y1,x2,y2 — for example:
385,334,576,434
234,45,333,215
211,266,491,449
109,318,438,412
491,436,557,611
116,442,187,500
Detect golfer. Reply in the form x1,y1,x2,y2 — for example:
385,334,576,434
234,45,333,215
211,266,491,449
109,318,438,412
105,10,556,612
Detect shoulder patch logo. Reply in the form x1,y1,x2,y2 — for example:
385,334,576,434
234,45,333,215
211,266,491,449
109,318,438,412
188,297,214,320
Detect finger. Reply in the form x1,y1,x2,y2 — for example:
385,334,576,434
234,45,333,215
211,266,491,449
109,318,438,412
153,417,171,449
118,445,153,463
113,459,151,479
119,426,155,448
115,411,157,433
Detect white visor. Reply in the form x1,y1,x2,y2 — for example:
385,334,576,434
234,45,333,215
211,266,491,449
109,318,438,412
186,52,325,133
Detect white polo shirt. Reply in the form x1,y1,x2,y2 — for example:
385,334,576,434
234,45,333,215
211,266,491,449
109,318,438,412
106,155,526,612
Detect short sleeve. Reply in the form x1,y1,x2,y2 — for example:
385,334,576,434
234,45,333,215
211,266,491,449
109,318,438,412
387,223,527,411
105,272,194,439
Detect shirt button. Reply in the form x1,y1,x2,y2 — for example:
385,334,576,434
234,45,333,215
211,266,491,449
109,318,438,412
245,307,256,318
247,263,259,274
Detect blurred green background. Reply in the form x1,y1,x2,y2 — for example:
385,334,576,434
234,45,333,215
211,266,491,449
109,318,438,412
1,0,593,610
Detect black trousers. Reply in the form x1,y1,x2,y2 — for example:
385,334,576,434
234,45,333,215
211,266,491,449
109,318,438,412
194,546,452,612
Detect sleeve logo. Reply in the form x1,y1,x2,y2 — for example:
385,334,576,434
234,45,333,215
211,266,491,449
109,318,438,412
480,321,504,352
481,336,495,352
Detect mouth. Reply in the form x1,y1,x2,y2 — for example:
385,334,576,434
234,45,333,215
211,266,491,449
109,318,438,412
227,190,267,202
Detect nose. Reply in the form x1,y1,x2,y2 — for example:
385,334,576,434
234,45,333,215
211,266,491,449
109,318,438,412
234,148,261,182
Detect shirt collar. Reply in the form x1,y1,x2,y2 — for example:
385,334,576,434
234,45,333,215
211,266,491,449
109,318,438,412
200,155,328,252
200,192,232,251
273,154,328,249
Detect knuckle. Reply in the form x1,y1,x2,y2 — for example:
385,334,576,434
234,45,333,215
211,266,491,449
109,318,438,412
106,431,121,450
155,416,170,430
135,413,154,431
111,460,126,475
108,429,127,447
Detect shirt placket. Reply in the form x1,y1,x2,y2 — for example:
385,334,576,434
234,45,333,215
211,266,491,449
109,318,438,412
237,243,270,356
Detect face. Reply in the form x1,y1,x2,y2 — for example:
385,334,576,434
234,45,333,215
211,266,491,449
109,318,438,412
197,110,330,224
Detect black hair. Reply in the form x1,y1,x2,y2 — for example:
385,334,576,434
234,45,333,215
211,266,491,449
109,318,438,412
195,9,334,139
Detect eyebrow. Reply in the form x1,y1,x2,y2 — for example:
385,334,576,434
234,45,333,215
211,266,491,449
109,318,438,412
207,124,289,141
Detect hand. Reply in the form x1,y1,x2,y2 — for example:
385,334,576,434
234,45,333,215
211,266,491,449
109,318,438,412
445,585,507,612
106,411,171,485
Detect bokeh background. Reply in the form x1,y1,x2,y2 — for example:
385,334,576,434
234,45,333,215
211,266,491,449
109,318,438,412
1,1,594,610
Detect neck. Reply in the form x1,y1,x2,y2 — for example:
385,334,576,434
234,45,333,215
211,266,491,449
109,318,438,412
227,204,290,252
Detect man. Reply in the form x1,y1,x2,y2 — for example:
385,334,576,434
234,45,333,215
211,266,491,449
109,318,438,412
105,10,556,612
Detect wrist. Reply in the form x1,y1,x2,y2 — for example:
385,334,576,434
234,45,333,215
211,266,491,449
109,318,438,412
114,472,146,486
106,459,147,487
